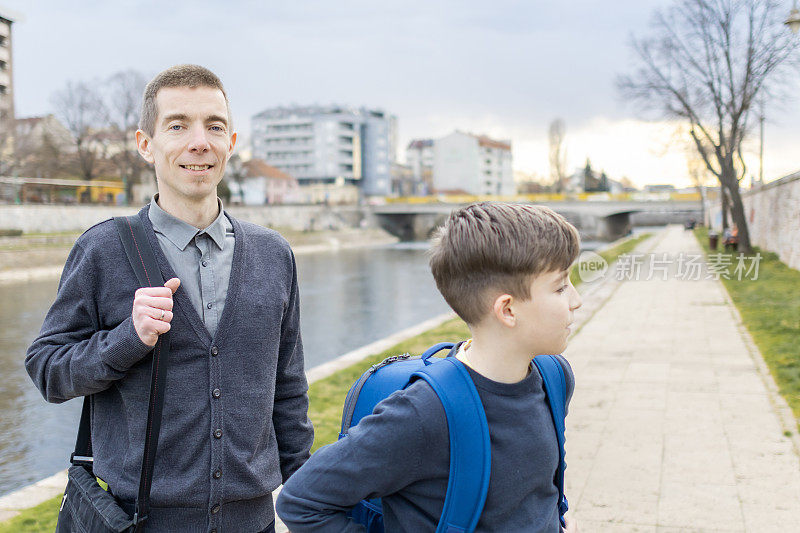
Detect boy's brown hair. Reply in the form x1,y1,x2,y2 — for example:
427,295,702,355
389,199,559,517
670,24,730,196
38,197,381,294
429,202,580,325
139,64,232,136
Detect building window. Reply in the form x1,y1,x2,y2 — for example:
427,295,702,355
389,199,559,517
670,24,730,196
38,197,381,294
0,85,7,95
0,60,6,70
0,36,5,47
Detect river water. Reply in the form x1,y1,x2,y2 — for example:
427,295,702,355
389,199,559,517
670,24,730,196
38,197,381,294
0,242,452,496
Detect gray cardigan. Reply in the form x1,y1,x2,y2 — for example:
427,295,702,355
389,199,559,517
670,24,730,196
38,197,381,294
26,206,314,532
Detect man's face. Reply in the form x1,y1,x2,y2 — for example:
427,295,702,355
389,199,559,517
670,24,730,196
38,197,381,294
136,86,236,205
513,269,582,356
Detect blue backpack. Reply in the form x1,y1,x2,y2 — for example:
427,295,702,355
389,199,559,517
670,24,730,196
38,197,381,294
338,342,569,533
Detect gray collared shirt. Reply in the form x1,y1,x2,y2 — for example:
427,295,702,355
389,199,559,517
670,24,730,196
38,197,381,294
148,196,235,337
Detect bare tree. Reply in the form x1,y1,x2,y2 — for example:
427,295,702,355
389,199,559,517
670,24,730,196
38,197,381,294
51,80,110,181
618,0,799,253
548,118,567,192
104,70,149,203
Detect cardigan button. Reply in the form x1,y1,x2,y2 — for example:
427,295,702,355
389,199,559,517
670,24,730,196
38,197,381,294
213,469,222,479
214,428,223,439
211,504,220,514
211,346,219,356
212,388,221,399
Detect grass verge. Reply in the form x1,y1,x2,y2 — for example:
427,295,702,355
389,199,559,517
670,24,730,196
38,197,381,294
0,230,658,528
694,227,800,429
0,496,61,533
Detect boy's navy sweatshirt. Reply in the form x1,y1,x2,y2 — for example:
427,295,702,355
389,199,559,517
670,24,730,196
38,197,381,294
276,349,574,532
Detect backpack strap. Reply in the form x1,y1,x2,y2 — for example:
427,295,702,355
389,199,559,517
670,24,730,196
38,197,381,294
113,215,171,529
532,354,569,528
411,356,491,533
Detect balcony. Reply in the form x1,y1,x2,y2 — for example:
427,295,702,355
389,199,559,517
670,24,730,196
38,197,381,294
0,71,9,86
0,47,8,62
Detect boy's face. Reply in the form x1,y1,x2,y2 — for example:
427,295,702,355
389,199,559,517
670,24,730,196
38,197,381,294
512,269,582,356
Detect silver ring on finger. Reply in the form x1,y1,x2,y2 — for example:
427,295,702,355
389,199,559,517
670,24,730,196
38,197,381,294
160,309,165,321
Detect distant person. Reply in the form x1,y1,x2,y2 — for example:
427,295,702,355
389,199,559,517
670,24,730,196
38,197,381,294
277,202,582,532
724,224,739,251
26,64,313,532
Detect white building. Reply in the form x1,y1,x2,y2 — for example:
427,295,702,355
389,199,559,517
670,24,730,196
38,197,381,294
432,132,514,195
251,105,397,197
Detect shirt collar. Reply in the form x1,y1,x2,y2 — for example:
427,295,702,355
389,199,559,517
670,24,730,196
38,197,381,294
148,195,229,251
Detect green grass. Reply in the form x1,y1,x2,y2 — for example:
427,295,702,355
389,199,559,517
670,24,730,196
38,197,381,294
0,495,61,533
694,227,800,428
0,230,659,529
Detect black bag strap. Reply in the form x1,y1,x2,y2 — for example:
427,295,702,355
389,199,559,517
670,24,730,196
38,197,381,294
69,214,171,529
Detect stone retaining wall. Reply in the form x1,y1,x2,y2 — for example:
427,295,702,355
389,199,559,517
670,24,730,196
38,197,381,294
0,204,374,233
709,172,800,270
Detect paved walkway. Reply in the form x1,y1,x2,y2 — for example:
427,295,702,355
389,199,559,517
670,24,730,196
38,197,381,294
564,226,800,532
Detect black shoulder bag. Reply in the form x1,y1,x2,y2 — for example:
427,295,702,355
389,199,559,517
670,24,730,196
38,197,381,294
56,215,171,533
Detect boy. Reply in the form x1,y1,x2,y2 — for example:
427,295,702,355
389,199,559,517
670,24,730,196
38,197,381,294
276,202,581,532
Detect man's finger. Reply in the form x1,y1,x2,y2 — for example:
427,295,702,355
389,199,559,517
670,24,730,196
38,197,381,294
164,277,181,294
135,295,174,311
136,286,174,299
149,308,173,322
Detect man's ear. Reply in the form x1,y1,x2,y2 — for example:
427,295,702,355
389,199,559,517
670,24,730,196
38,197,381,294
227,131,238,159
491,294,516,328
136,130,155,164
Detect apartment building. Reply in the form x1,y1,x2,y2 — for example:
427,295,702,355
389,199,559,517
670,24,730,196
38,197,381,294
0,9,15,123
432,131,514,195
251,105,397,196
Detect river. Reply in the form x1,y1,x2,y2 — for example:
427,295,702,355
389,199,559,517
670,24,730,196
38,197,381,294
0,242,452,496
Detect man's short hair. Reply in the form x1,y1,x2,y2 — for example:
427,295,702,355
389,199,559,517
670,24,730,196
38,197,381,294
139,64,232,136
429,202,580,325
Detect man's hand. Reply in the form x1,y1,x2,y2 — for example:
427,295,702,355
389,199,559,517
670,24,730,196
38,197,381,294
132,278,181,347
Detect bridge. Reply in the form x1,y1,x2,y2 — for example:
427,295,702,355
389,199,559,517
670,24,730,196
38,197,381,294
370,200,702,241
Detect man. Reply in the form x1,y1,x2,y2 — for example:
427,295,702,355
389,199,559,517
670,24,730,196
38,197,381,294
26,65,314,533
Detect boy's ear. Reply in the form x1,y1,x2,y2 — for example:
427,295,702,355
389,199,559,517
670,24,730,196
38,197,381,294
491,294,516,328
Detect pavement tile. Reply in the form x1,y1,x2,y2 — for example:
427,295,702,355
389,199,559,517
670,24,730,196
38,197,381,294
576,519,657,532
625,363,671,383
657,482,744,531
577,487,659,525
614,383,668,411
741,502,800,532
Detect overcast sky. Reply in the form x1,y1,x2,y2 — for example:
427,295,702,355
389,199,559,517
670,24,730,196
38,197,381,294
2,0,799,187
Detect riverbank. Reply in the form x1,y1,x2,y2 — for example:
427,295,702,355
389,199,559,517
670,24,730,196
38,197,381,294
0,226,398,284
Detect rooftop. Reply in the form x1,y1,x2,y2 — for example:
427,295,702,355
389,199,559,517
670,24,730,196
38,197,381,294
253,104,389,121
242,159,295,181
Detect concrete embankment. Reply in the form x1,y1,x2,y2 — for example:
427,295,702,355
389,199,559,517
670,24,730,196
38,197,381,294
0,226,397,285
